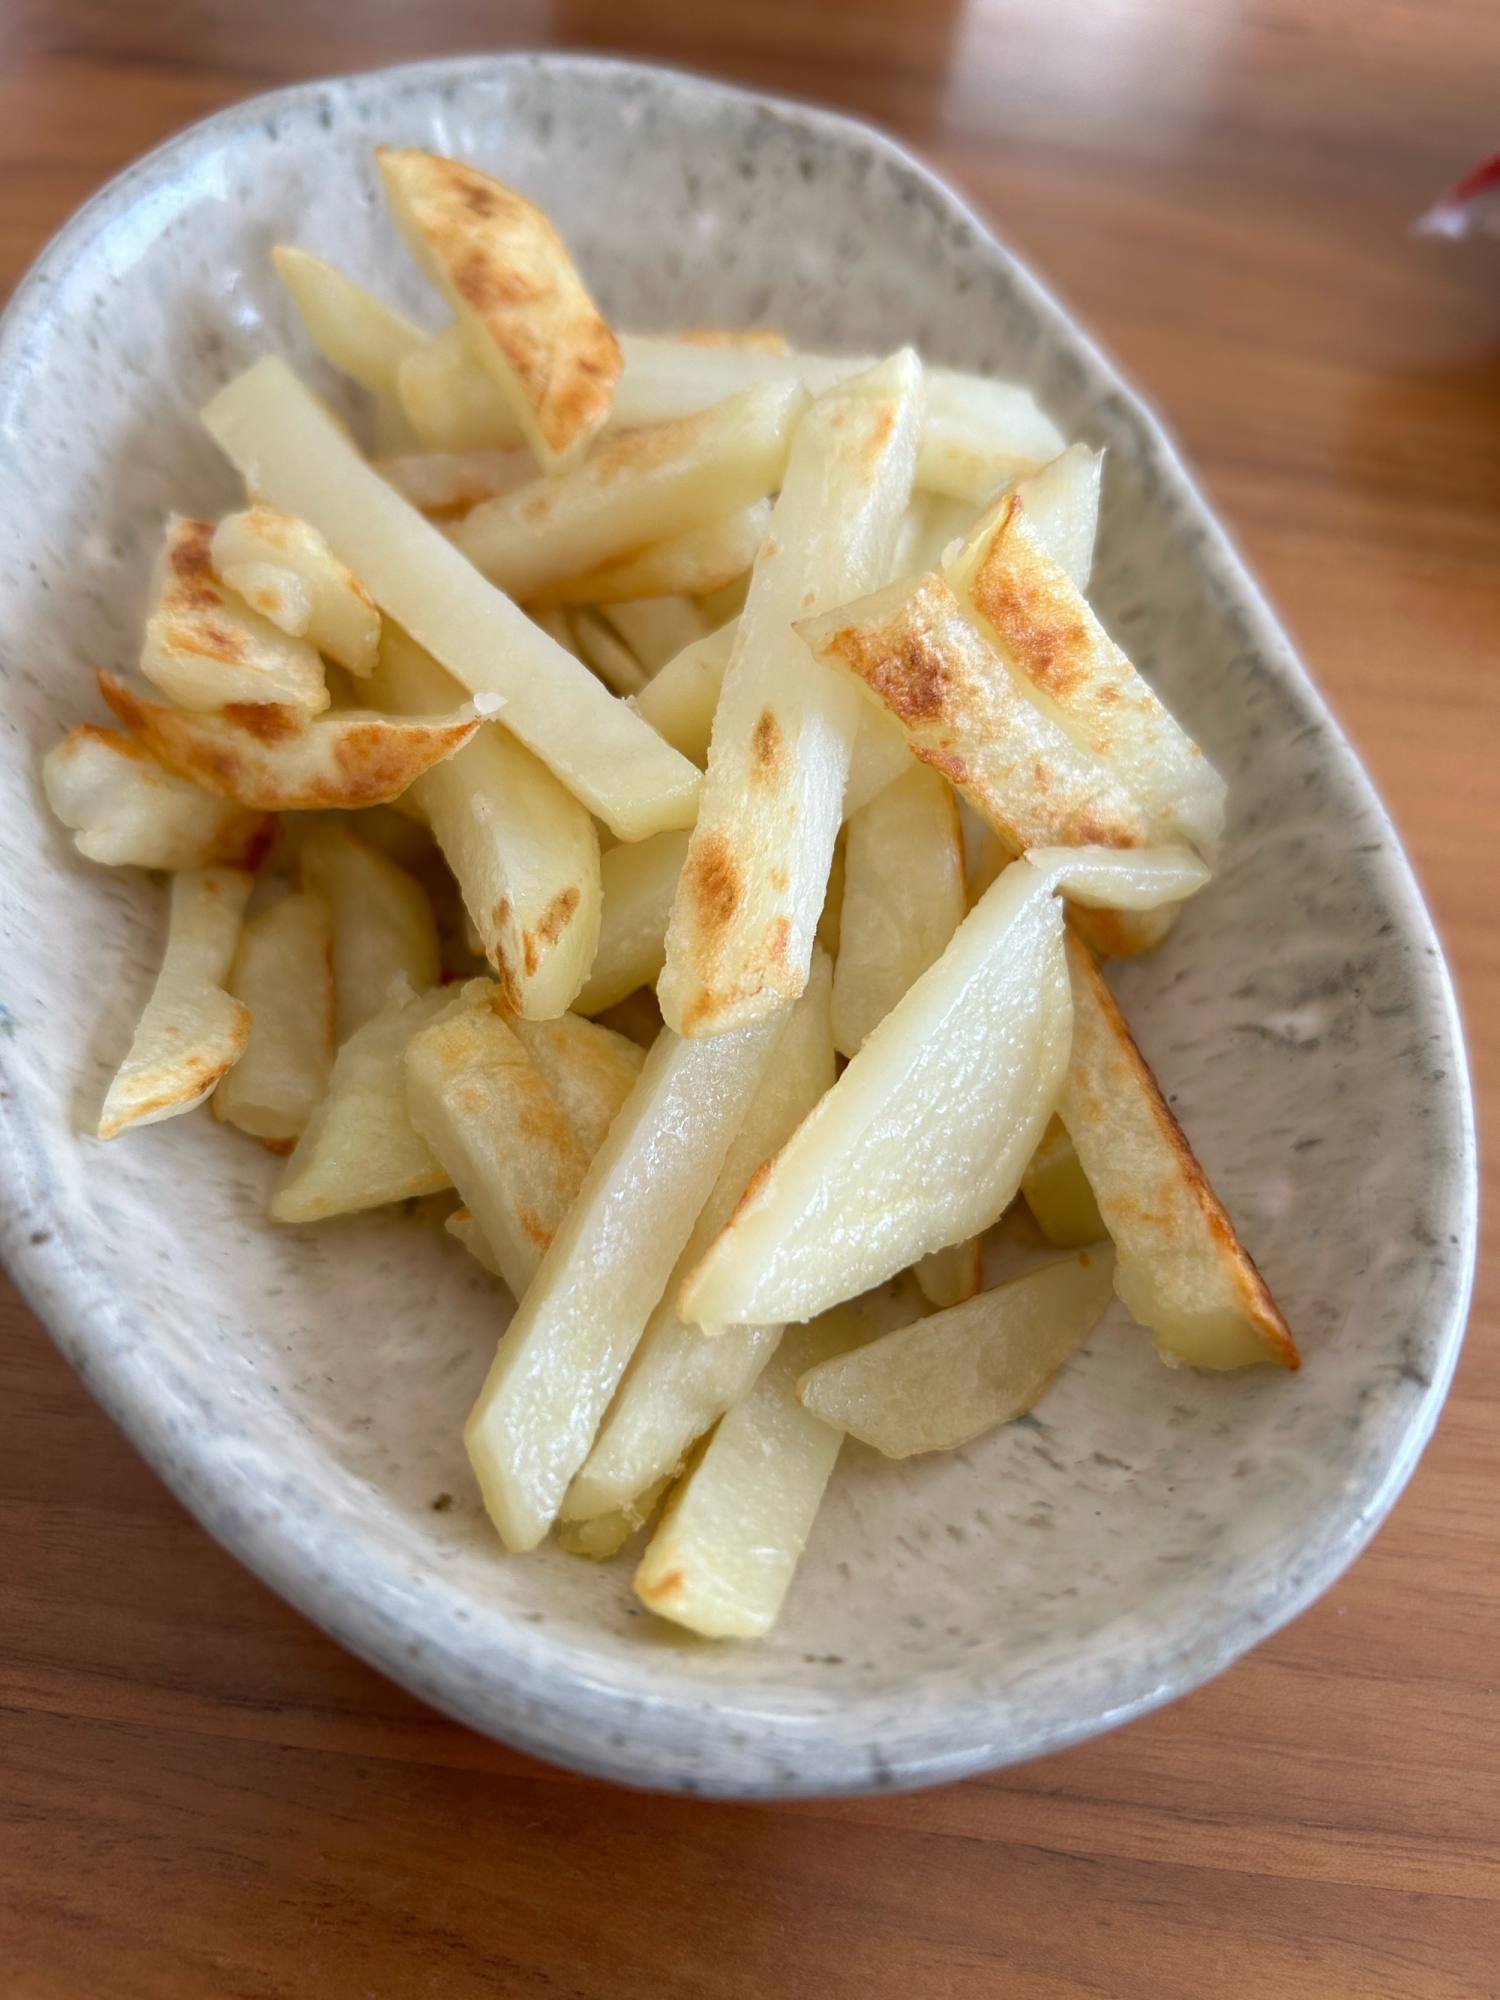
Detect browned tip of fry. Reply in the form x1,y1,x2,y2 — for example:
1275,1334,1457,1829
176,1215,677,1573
375,146,622,461
676,327,789,353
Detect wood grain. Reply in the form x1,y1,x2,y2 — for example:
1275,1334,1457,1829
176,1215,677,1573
3,4,1499,1995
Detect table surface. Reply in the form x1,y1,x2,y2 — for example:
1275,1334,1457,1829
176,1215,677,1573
3,3,1498,1995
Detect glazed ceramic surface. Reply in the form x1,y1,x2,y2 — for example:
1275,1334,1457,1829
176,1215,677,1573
0,55,1476,1797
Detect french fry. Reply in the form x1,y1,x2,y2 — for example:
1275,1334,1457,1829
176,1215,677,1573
464,1003,791,1551
42,725,274,871
1057,932,1298,1370
270,983,457,1222
944,492,1225,858
201,358,702,840
574,830,690,1015
397,322,523,451
555,1478,669,1560
917,368,1067,504
141,517,329,716
376,149,623,474
405,992,590,1299
599,597,710,675
608,333,862,429
375,446,535,515
1007,443,1102,593
633,1304,865,1638
98,867,253,1139
212,892,334,1148
210,506,380,675
564,949,835,1526
369,624,601,1018
632,619,737,766
797,1246,1116,1456
271,244,430,402
889,488,983,581
451,380,808,603
568,606,649,696
299,821,440,1042
1021,1114,1106,1247
506,1010,645,1157
1024,844,1212,908
99,668,479,813
679,858,1071,1329
529,502,768,609
832,761,966,1057
659,351,924,1037
913,1238,983,1309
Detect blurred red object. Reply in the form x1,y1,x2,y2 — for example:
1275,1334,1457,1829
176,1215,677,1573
1416,150,1500,238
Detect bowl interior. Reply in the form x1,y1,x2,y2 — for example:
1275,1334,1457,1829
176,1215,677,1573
0,55,1474,1796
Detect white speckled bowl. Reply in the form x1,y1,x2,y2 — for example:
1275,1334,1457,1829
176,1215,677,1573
0,55,1477,1797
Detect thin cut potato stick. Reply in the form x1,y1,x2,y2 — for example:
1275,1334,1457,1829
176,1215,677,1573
600,597,709,674
98,868,253,1140
555,1479,671,1559
271,244,430,401
1057,932,1298,1371
632,619,737,767
528,502,769,609
917,368,1066,504
659,350,924,1038
568,606,649,696
375,447,536,515
200,357,702,840
913,1238,983,1310
398,323,524,451
464,1004,791,1552
299,821,440,1043
212,892,334,1148
42,726,274,872
574,830,690,1015
506,1011,645,1158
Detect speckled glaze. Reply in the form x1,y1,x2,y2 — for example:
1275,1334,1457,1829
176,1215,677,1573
0,56,1477,1798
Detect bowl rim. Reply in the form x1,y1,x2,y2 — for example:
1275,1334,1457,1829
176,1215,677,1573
0,49,1479,1798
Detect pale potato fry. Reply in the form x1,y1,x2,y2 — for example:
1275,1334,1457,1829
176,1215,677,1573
1024,844,1212,908
464,1005,791,1552
889,489,983,581
659,351,924,1037
377,149,622,474
679,858,1071,1329
1008,443,1103,593
201,358,701,840
839,698,916,819
272,243,430,402
369,624,601,1018
574,830,690,1015
1057,932,1298,1370
1021,1113,1106,1247
832,760,966,1057
529,502,768,609
397,322,523,451
913,1238,983,1309
212,892,334,1147
631,618,737,766
599,597,709,674
555,1479,669,1560
141,517,329,716
568,606,649,696
211,505,380,675
694,571,752,627
42,725,274,871
506,1011,646,1157
299,820,440,1043
917,368,1067,504
98,867,253,1139
797,1245,1116,1456
1066,901,1181,961
100,668,479,813
270,984,456,1222
405,992,590,1299
375,447,535,515
607,333,862,429
944,492,1225,858
451,380,808,603
633,1304,865,1639
564,949,835,1525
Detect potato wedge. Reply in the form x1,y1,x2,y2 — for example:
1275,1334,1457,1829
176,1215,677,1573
269,983,458,1222
913,1238,983,1309
832,760,966,1057
201,358,701,840
944,493,1225,857
568,606,649,696
564,949,835,1525
633,1303,865,1639
506,1010,645,1158
42,725,274,871
271,243,430,402
464,1004,790,1551
375,447,535,515
299,820,440,1043
397,322,523,451
1021,1114,1107,1247
212,892,334,1147
1008,443,1102,594
100,668,479,813
369,623,601,1018
405,995,590,1299
918,368,1067,505
141,516,328,717
1057,933,1298,1370
98,867,253,1139
376,149,622,474
632,618,737,766
797,1245,1116,1456
659,351,924,1037
574,830,690,1015
211,505,380,675
451,379,808,603
599,597,709,675
529,502,769,609
679,858,1071,1329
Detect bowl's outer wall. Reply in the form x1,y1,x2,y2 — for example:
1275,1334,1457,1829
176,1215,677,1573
0,55,1477,1797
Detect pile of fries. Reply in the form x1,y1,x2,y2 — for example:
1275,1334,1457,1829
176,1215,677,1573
45,148,1298,1641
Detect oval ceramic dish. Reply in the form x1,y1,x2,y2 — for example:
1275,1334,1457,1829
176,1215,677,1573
0,54,1477,1798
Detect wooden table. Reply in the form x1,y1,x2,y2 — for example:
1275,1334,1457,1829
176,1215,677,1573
4,4,1498,1994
